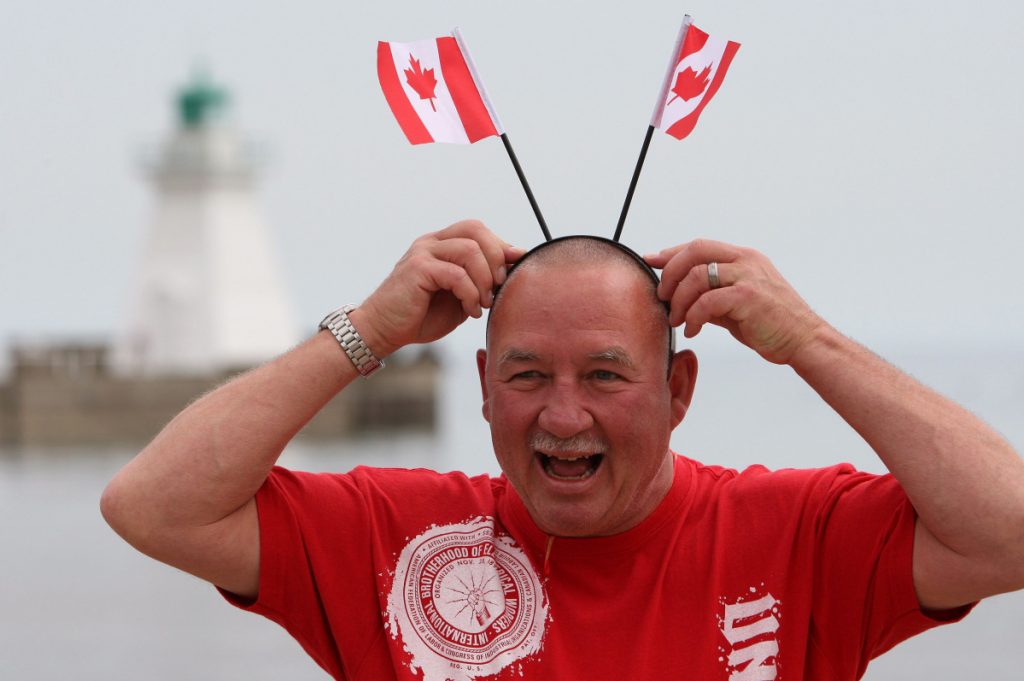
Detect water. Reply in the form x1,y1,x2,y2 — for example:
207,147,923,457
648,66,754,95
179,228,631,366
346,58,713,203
2,345,1022,679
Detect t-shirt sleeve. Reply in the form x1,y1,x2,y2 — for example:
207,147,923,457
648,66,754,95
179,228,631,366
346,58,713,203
810,468,973,678
218,466,376,680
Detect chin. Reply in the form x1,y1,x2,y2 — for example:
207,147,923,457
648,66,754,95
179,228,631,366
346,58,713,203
532,504,608,538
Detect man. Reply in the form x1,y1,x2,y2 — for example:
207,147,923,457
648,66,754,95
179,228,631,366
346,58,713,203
102,219,1024,680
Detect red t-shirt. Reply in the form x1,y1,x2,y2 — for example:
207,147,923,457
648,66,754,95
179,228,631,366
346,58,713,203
222,454,969,680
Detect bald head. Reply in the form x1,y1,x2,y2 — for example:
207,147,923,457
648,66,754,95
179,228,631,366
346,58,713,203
487,236,674,364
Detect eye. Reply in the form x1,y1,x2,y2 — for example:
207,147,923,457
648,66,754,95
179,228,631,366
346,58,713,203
590,370,622,381
510,370,543,380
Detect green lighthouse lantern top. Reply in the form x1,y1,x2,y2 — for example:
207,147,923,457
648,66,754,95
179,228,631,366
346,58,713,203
177,71,228,128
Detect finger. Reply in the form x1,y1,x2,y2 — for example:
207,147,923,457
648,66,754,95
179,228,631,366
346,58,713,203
426,260,483,318
659,239,742,300
503,243,527,264
435,218,490,240
665,262,738,326
644,241,709,269
643,244,687,269
657,239,744,301
436,219,510,289
682,287,744,338
667,264,710,326
429,238,496,308
500,244,528,285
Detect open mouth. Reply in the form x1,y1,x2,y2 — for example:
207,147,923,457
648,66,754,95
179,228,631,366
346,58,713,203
536,452,604,481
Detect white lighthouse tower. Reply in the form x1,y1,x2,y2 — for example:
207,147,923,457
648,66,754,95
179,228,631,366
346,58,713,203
114,72,298,375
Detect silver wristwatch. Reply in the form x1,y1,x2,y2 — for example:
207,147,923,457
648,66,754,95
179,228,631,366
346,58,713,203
318,304,384,377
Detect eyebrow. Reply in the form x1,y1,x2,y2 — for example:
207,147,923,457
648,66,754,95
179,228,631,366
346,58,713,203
495,347,637,371
496,348,541,366
588,347,637,371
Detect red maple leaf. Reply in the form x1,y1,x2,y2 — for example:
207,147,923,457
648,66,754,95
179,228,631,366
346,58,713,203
667,64,712,104
404,54,438,111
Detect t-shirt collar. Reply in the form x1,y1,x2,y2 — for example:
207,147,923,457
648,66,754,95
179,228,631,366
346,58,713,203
497,453,695,561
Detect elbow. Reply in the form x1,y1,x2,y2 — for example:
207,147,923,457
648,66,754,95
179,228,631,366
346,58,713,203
100,475,131,540
100,459,196,560
100,469,153,549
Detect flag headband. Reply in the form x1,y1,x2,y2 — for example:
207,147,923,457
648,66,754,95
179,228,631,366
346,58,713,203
488,235,676,357
378,18,739,246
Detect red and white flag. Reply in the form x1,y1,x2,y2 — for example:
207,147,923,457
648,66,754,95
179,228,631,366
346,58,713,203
651,17,740,140
378,30,503,145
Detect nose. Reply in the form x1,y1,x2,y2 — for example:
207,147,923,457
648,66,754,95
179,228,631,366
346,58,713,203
536,382,594,439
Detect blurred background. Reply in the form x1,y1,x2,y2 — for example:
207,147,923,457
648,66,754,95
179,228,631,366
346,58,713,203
1,0,1021,678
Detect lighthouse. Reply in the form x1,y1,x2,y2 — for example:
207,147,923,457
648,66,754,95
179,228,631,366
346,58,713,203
114,72,298,375
0,71,436,447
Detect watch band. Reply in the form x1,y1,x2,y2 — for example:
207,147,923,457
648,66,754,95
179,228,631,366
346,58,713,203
318,304,384,377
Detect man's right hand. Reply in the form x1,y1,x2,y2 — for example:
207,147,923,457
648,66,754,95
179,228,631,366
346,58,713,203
354,220,526,358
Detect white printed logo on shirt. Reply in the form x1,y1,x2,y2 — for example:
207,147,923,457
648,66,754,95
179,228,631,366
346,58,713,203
385,517,548,681
717,588,782,680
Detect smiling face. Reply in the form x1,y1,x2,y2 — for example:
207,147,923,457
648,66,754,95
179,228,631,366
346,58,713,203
478,244,697,537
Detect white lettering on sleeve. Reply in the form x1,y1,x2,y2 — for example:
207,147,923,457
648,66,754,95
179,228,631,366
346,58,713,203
719,591,780,681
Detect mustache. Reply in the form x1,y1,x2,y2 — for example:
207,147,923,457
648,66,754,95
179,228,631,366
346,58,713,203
528,431,608,454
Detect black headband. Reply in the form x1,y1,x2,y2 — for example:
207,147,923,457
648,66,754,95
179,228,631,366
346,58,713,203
511,235,660,279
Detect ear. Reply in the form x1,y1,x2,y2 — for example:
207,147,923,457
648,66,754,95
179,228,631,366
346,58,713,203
476,349,491,423
668,350,698,429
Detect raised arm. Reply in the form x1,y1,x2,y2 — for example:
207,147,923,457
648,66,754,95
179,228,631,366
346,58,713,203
647,239,1024,610
100,220,523,599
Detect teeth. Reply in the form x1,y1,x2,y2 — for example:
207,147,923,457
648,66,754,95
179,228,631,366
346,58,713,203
544,462,596,480
540,453,602,481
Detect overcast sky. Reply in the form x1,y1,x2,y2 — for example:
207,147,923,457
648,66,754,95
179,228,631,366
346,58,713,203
1,0,1022,370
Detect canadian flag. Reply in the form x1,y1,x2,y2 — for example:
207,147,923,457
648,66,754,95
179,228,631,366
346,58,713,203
378,32,504,145
651,17,740,140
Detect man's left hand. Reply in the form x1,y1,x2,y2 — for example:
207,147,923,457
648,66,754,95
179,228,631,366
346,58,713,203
645,239,825,365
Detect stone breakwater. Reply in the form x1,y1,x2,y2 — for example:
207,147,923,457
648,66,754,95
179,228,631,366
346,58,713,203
0,341,438,447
